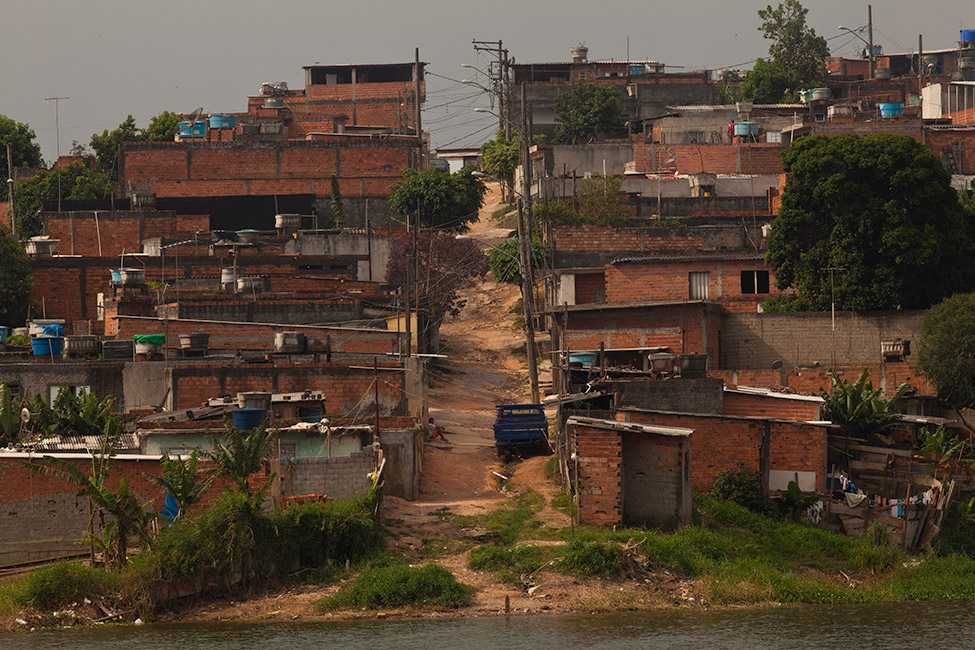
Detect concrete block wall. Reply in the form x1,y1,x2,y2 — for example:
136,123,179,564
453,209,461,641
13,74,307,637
291,449,375,501
0,455,267,567
719,311,924,369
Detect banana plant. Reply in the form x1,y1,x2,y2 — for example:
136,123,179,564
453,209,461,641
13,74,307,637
818,369,911,441
143,449,213,521
25,417,149,568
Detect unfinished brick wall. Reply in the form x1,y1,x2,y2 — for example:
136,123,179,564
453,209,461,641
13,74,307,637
563,304,714,357
604,258,786,312
573,423,623,526
634,143,785,175
617,410,827,493
113,315,398,354
42,211,210,258
550,224,749,255
120,140,413,200
168,361,408,416
723,391,822,421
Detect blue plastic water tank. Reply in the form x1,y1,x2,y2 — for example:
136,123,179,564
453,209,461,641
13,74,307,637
232,407,266,430
733,121,759,136
209,114,237,129
178,121,206,136
961,29,975,43
878,102,904,117
32,337,64,356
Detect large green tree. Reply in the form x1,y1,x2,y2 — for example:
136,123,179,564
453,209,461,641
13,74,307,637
90,115,140,177
0,115,44,201
918,293,975,409
0,229,32,328
766,134,975,311
142,110,182,142
14,162,114,236
740,58,792,104
757,0,829,95
388,167,486,231
552,83,624,144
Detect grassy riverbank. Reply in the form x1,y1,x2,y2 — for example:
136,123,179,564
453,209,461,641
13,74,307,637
3,480,974,629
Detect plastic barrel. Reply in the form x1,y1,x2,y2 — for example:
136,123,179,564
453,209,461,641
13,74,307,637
232,407,266,430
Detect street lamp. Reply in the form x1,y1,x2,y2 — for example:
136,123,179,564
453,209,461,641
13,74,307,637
466,171,541,404
838,25,874,77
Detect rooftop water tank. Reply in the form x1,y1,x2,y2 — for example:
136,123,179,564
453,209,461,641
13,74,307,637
209,114,236,129
733,121,759,136
810,88,831,102
570,46,589,64
961,29,975,45
878,102,904,117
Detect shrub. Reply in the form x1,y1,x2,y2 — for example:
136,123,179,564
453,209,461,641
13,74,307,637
850,522,900,574
468,544,544,581
317,562,473,610
556,540,621,578
16,561,119,611
712,465,777,516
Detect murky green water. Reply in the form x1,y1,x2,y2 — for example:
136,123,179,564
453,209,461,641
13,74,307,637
2,600,973,649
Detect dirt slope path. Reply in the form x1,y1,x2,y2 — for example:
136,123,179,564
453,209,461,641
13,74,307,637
386,182,529,519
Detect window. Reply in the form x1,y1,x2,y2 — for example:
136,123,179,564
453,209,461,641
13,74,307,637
689,272,710,300
684,131,705,144
740,270,770,294
49,385,91,404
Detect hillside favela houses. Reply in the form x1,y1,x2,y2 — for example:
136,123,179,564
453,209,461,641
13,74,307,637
1,14,975,627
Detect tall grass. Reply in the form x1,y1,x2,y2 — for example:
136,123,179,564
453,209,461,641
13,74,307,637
315,561,473,610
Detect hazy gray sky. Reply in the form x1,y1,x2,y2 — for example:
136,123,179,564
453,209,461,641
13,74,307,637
2,0,971,163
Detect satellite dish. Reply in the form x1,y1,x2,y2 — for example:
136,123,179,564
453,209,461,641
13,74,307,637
771,359,784,370
185,107,204,129
20,407,31,424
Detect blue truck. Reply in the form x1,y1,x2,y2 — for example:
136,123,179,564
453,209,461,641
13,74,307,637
492,403,549,458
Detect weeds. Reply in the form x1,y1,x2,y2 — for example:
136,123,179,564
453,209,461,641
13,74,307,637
449,490,545,545
15,562,120,612
555,541,621,578
315,561,473,610
469,544,546,583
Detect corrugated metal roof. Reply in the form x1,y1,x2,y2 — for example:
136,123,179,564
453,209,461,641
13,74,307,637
666,104,806,110
612,253,765,264
21,434,141,452
567,415,693,437
301,62,422,69
513,60,662,67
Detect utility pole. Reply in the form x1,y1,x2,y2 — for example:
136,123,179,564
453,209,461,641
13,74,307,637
6,143,15,239
867,5,874,80
519,83,540,404
414,48,423,170
44,96,69,212
473,40,510,137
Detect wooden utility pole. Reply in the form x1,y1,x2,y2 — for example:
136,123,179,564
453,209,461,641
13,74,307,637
374,358,381,434
519,83,540,404
6,143,16,239
414,47,423,170
405,207,412,357
867,5,874,79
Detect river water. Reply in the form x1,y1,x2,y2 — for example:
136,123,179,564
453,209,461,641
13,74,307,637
2,600,973,649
